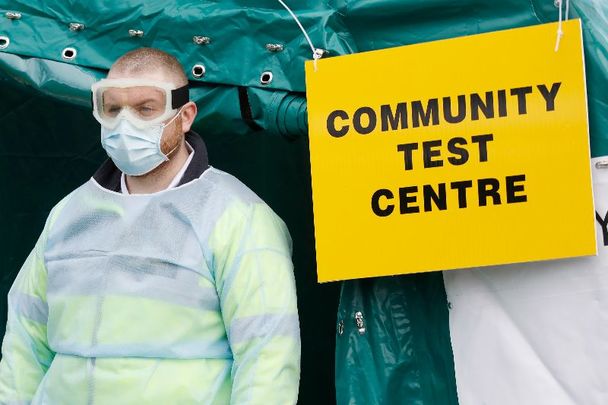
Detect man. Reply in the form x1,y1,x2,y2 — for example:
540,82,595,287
0,48,301,404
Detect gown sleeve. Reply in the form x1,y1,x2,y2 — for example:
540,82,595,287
0,229,55,403
211,201,301,405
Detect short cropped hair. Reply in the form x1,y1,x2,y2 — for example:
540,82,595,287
110,47,188,87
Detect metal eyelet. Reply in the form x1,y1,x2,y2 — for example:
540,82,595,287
265,43,284,52
260,71,273,85
192,64,206,78
595,160,608,169
192,36,211,45
69,22,85,32
314,48,329,59
128,29,144,38
354,311,366,335
5,11,22,20
0,36,9,50
62,47,77,61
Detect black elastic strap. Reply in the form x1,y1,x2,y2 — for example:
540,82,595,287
171,85,190,109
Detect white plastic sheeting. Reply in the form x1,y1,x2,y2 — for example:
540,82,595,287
444,157,608,405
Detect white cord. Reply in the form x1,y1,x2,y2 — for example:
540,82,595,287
555,0,571,52
276,0,323,71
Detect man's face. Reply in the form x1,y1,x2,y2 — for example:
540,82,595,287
104,70,184,156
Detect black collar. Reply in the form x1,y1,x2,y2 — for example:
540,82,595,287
92,131,210,192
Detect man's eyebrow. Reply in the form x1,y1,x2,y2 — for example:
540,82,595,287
104,98,160,106
132,97,162,105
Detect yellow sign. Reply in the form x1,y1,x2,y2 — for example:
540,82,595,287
305,20,596,282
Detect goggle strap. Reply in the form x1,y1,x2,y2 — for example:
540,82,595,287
171,85,190,109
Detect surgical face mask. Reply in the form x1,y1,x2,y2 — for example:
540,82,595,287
100,110,181,176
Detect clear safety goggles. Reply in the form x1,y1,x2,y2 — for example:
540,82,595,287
91,78,189,129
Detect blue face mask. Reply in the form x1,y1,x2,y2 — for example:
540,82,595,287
100,112,181,176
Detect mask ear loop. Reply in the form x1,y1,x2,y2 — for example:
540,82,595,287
164,106,184,128
276,0,323,71
161,106,186,160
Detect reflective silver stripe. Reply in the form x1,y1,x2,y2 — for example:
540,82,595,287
106,269,219,310
111,281,220,311
51,340,232,359
229,313,299,345
47,259,219,311
9,292,48,324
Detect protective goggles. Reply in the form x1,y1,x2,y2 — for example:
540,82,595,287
91,78,189,129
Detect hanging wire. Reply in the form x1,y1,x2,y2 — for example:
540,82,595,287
555,0,571,52
276,0,322,70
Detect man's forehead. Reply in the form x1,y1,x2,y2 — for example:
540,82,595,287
107,69,176,87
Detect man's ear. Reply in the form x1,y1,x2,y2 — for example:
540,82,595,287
180,101,198,133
